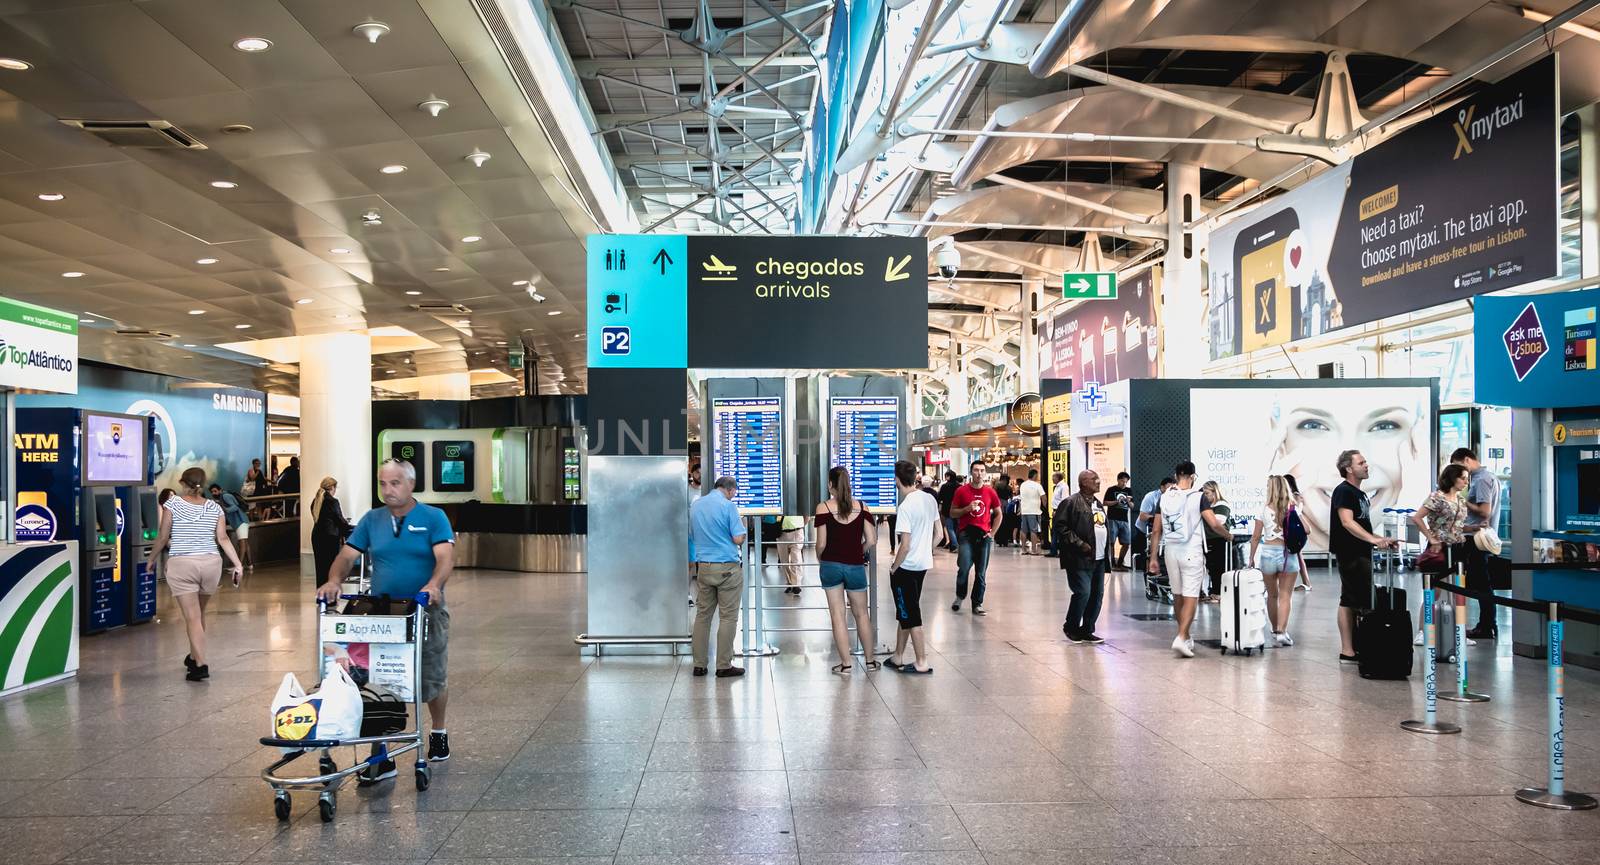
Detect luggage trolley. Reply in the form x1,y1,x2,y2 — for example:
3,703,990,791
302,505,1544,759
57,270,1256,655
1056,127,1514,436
259,591,432,823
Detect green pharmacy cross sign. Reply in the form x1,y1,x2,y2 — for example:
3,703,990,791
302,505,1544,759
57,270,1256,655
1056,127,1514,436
1062,272,1117,300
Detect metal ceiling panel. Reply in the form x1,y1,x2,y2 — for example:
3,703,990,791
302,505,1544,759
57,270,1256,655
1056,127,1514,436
281,0,461,75
140,92,318,161
2,4,238,100
413,127,531,182
247,78,409,150
139,0,349,89
356,64,503,138
235,151,372,203
457,176,558,219
493,212,579,247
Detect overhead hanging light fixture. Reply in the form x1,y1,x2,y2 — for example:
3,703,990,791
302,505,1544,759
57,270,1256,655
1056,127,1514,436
466,149,491,167
352,21,391,43
419,98,450,117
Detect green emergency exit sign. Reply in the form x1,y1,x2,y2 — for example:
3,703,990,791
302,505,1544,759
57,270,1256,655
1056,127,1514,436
1062,272,1117,300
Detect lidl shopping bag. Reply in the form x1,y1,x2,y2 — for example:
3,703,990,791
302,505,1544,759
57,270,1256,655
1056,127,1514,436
270,667,363,743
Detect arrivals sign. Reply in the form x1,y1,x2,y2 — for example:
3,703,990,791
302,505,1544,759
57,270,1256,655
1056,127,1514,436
0,296,77,394
1208,56,1558,360
587,235,929,370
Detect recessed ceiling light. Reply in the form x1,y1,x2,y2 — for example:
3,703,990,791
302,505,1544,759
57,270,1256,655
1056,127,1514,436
387,369,397,374
379,164,407,175
461,235,482,243
182,344,197,348
220,123,253,135
547,310,562,316
0,58,32,71
61,271,85,278
432,267,449,272
512,279,529,286
472,351,483,355
330,247,350,254
37,193,63,202
257,361,268,366
210,180,238,189
495,341,507,345
403,358,411,363
78,318,94,323
296,298,313,305
456,319,470,326
235,324,252,329
405,290,422,296
572,333,583,339
188,309,205,315
195,257,219,265
233,37,273,53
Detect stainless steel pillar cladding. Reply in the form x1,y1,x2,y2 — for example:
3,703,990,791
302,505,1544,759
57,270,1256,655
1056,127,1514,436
579,456,691,643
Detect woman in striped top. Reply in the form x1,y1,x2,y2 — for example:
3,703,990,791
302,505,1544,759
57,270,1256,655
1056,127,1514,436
148,466,245,681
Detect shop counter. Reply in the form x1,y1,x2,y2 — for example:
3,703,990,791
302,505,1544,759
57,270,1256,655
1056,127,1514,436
0,541,79,696
441,503,585,573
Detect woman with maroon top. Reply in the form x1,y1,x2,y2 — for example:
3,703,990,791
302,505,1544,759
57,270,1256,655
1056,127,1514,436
815,466,879,673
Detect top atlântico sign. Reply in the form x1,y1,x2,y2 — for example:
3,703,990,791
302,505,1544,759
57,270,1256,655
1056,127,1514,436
0,297,78,395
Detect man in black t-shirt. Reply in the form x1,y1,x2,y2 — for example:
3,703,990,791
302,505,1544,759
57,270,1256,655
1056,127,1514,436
936,471,961,551
1102,472,1134,571
1329,449,1399,662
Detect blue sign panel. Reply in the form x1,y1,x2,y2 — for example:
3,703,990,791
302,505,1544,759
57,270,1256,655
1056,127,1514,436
830,397,899,512
587,235,687,368
1476,286,1600,408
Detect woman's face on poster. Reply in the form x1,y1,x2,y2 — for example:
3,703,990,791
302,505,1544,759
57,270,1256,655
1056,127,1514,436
1273,401,1420,546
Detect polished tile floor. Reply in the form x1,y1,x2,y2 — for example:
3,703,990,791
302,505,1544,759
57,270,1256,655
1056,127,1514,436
2,543,1598,864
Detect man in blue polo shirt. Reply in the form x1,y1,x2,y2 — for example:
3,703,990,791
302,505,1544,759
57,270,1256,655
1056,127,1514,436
690,476,747,678
320,458,455,782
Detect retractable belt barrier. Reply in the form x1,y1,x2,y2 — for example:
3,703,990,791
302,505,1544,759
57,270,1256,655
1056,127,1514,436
1405,566,1600,810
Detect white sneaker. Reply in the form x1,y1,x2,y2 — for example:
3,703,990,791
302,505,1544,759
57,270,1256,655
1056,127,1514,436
1173,636,1195,658
1279,632,1294,647
1412,630,1425,646
1466,637,1478,646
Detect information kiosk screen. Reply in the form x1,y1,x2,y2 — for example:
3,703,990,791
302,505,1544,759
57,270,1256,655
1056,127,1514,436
829,397,899,512
710,397,783,514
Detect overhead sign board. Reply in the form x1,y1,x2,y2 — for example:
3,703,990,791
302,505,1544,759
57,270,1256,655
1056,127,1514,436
588,235,928,370
1062,272,1116,300
1208,56,1558,360
1476,286,1600,408
0,296,77,394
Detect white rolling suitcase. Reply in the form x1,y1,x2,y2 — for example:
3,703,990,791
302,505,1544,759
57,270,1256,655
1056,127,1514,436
1219,520,1269,656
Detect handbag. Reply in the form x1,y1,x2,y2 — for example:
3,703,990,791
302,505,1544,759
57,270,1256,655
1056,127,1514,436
1416,547,1448,573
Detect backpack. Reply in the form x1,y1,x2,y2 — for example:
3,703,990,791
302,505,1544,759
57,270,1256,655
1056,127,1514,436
1283,506,1308,553
1160,489,1202,546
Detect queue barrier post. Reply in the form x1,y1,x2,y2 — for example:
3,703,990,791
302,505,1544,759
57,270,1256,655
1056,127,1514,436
1439,565,1490,703
737,518,779,659
1401,585,1461,735
1515,603,1598,810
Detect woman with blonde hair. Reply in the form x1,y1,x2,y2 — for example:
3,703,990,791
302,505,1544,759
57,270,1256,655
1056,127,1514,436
1250,475,1301,646
310,476,353,587
148,467,244,681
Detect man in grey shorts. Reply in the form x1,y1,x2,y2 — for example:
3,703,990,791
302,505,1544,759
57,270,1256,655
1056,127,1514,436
320,458,456,783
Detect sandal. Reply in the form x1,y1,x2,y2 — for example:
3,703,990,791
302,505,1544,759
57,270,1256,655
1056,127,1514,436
831,663,851,674
901,665,934,675
864,660,882,672
882,659,902,670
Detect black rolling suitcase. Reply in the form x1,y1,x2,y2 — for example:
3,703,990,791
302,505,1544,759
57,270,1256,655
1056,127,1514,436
1356,545,1412,680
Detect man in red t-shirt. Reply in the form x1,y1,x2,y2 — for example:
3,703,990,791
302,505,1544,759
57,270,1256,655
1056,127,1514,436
950,460,1002,615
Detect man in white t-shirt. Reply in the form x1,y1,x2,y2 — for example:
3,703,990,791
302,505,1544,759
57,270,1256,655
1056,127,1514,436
1149,460,1219,658
887,459,938,674
1017,469,1046,555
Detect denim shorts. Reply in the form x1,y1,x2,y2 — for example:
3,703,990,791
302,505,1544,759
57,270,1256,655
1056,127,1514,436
1255,545,1300,575
819,561,868,591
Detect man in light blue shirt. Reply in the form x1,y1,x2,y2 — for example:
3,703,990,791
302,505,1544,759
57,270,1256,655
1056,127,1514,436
690,476,746,678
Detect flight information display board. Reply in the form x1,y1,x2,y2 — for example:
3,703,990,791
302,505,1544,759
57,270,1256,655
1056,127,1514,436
830,397,900,512
710,397,784,514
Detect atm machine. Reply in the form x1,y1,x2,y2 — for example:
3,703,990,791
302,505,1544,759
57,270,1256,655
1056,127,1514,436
14,408,157,634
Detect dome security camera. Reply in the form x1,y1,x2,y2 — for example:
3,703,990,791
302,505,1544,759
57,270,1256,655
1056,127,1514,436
934,241,960,280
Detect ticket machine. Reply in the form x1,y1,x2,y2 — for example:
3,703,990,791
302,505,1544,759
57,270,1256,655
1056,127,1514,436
80,487,123,633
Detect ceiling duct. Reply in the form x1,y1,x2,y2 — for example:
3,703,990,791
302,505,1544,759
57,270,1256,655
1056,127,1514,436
412,302,473,314
59,119,206,149
114,328,177,339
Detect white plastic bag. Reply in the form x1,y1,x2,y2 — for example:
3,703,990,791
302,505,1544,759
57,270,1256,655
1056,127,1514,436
270,667,364,743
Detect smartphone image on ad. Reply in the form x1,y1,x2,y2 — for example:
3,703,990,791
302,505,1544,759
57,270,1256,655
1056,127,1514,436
1234,209,1301,353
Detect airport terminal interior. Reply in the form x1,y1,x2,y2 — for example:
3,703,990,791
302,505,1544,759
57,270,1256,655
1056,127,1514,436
4,0,1600,861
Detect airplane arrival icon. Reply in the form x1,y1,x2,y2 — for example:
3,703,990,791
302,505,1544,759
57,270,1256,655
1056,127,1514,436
700,255,737,281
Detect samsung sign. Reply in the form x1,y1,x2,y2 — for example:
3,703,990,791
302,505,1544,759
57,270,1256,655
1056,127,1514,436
212,392,264,414
0,297,77,394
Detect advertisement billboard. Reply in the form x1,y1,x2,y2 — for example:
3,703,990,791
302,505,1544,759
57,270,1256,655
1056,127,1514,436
1475,286,1600,408
1189,384,1435,552
1208,56,1558,360
1042,267,1160,385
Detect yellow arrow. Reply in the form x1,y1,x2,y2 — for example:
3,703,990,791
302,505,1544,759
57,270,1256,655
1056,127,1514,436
885,254,911,282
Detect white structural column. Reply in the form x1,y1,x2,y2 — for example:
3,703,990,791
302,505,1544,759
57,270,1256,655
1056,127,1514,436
1163,162,1207,374
1020,277,1044,394
299,332,373,554
945,334,969,418
417,372,471,400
